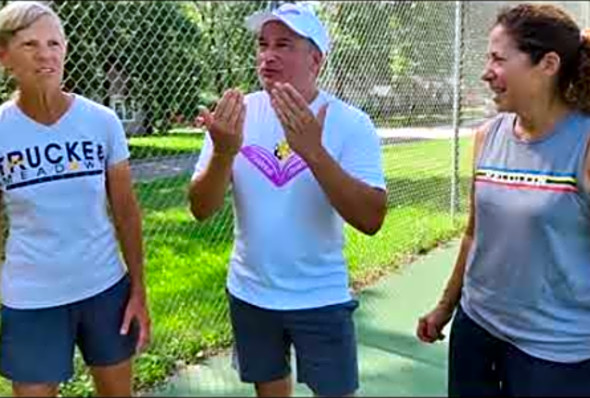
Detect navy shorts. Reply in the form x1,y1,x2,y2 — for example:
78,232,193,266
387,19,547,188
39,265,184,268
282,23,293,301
228,292,359,396
449,304,590,397
0,274,138,383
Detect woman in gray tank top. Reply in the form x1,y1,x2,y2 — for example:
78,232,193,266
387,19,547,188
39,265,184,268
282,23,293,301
416,4,590,397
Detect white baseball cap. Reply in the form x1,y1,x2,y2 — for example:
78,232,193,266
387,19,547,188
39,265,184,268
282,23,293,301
245,2,331,56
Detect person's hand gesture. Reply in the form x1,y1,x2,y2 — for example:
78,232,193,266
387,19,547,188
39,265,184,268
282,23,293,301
198,89,246,157
270,83,328,162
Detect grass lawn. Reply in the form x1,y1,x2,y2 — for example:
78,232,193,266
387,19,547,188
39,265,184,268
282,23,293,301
128,130,205,160
128,137,473,393
2,137,473,396
347,139,472,281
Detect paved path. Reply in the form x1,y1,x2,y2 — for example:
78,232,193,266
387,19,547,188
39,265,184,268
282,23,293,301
131,154,199,182
149,241,459,397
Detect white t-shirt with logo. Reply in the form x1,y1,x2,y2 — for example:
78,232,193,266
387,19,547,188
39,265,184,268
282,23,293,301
0,95,128,309
193,90,386,310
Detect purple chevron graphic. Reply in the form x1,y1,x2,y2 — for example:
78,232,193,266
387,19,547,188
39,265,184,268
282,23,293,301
240,145,308,187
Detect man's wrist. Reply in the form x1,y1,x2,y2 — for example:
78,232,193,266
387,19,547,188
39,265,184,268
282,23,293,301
212,149,239,160
302,145,329,168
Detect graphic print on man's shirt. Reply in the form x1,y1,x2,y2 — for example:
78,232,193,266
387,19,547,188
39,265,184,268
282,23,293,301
476,166,577,193
0,140,105,190
240,139,308,187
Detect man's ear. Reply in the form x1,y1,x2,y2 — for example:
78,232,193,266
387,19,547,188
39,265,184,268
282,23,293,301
310,47,323,78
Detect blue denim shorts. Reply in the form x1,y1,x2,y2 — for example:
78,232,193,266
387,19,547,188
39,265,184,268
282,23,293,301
0,274,138,383
449,304,590,397
228,292,359,396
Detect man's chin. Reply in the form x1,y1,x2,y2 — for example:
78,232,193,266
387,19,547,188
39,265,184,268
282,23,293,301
260,78,278,91
260,75,291,91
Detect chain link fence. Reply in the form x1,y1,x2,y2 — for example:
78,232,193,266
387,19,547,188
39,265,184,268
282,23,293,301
0,0,588,395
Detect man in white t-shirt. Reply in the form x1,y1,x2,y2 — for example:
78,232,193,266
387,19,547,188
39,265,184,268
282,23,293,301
188,3,387,396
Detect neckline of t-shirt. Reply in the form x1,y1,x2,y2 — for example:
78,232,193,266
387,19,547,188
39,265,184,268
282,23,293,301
311,90,330,108
508,111,578,145
12,93,78,131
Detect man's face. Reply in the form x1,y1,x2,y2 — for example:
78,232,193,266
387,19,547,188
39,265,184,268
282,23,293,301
256,20,322,93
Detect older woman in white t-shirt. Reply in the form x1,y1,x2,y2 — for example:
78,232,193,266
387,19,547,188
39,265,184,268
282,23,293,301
0,2,150,396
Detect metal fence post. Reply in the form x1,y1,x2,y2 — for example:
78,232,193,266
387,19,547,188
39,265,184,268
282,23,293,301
582,1,590,28
451,0,464,221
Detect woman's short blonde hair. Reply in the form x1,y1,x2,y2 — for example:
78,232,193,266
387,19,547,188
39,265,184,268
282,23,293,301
0,1,64,47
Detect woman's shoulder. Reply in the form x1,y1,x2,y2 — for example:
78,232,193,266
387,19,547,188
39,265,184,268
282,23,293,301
0,99,18,123
474,113,511,140
471,113,515,163
71,94,119,122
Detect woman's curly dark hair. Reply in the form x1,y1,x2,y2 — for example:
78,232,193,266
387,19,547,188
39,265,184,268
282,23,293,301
495,4,590,113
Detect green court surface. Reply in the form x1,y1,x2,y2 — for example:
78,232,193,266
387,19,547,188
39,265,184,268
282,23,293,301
150,241,459,397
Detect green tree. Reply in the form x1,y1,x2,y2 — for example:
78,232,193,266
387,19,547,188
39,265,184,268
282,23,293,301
317,1,456,123
190,2,267,105
51,1,266,134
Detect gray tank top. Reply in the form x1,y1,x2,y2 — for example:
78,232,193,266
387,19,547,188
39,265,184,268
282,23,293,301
461,111,590,363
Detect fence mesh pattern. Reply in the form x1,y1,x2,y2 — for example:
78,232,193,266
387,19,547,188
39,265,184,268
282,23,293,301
0,0,588,395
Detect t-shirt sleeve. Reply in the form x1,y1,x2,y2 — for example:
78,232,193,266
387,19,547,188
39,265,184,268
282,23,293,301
191,132,214,180
105,110,130,167
340,112,387,191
